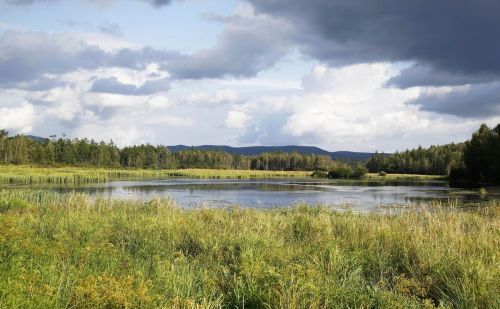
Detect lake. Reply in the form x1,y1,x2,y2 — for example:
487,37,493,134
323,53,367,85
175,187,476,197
8,178,499,211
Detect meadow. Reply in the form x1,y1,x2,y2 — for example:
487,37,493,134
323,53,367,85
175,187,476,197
0,190,498,308
0,166,312,184
0,165,444,185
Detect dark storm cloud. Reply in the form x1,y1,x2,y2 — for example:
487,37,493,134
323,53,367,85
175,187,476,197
409,82,500,118
0,31,179,89
387,65,499,89
248,0,500,118
90,76,170,95
167,14,292,79
248,0,500,81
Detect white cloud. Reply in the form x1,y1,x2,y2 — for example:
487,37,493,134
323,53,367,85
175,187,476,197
233,63,494,151
147,95,170,109
225,110,250,129
0,103,36,133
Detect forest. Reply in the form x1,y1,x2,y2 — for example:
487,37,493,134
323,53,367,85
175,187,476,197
1,123,499,183
366,143,465,175
0,130,336,171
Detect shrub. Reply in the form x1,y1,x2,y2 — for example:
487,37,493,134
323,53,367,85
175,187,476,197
328,166,354,178
353,165,368,178
311,170,328,178
379,171,387,176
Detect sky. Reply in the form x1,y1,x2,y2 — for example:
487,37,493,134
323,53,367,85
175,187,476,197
1,0,499,152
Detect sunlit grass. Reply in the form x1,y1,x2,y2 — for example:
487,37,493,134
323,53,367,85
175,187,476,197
365,173,445,180
0,165,312,184
0,190,498,308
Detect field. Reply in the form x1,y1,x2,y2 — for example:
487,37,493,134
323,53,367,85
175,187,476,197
0,190,498,308
0,166,312,184
0,165,445,185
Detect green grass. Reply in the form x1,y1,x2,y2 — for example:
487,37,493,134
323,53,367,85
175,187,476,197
0,190,498,308
365,173,446,181
0,165,445,185
0,165,312,184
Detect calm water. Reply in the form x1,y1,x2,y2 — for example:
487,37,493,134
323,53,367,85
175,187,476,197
9,178,500,211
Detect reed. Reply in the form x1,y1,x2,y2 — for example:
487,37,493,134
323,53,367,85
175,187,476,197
0,166,312,184
0,190,498,308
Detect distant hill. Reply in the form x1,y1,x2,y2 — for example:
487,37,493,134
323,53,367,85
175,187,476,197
167,145,376,161
23,135,377,161
25,135,49,143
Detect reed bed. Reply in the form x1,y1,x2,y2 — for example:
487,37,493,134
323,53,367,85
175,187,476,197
365,173,445,181
0,190,498,308
0,166,312,184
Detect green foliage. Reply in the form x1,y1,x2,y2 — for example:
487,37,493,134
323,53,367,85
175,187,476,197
0,197,30,213
367,144,464,175
452,123,500,184
353,165,368,178
0,190,498,308
0,131,338,171
327,163,367,179
311,170,328,178
379,171,387,176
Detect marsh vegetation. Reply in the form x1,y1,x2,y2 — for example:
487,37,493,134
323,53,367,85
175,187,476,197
0,190,498,308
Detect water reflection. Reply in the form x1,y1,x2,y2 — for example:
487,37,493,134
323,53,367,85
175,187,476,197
7,178,499,210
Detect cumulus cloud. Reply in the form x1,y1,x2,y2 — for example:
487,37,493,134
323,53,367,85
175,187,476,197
0,103,36,133
225,110,250,129
167,6,293,79
90,76,170,95
233,63,493,151
246,0,500,118
0,30,179,89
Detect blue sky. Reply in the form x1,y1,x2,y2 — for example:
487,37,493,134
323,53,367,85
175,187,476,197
0,0,499,151
0,0,233,50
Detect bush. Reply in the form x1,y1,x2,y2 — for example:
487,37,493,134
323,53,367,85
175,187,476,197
328,166,353,178
311,170,328,178
379,171,387,176
353,165,368,178
328,164,367,179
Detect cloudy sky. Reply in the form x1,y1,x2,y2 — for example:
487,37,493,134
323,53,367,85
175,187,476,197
1,0,499,151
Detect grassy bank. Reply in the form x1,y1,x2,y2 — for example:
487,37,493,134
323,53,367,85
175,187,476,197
365,173,446,181
0,190,498,308
0,166,312,184
0,165,444,185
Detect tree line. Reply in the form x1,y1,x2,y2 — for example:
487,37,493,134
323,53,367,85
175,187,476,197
366,143,464,175
0,130,339,171
449,124,500,184
2,123,498,183
366,123,500,184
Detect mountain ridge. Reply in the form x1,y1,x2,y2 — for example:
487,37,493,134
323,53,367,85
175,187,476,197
22,135,377,161
167,145,376,161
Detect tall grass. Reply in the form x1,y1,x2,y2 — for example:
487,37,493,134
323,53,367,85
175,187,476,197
0,190,498,308
0,166,312,184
